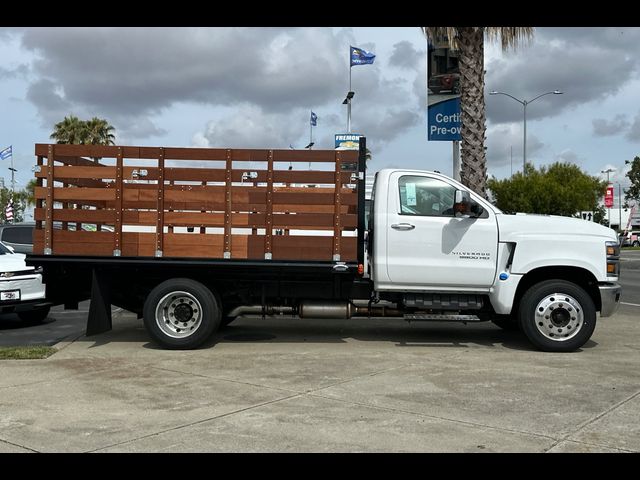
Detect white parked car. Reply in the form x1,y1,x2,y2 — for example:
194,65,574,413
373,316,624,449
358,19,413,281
0,241,50,322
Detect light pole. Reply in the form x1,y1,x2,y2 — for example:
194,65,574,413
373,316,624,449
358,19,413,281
615,181,624,232
601,168,615,228
489,90,563,174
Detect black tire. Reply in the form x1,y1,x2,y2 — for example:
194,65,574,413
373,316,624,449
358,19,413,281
518,279,596,352
633,241,639,247
491,316,520,331
18,306,50,323
143,278,221,350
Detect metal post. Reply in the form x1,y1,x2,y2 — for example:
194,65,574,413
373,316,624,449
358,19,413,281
10,154,15,194
347,66,352,133
452,141,460,181
523,102,527,174
618,183,622,232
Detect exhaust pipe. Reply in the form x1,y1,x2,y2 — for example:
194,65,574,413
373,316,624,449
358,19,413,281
228,301,404,320
299,301,404,319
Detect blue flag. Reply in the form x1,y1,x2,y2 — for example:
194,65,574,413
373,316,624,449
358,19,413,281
0,145,11,160
310,111,318,126
350,46,376,67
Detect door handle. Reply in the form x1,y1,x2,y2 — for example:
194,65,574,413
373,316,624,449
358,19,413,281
391,223,415,231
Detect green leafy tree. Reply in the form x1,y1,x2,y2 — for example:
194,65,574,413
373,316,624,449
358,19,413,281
422,27,534,198
50,115,116,145
624,156,640,208
487,162,607,217
50,115,87,144
84,117,116,145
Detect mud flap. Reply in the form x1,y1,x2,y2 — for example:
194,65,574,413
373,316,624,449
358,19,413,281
86,269,112,336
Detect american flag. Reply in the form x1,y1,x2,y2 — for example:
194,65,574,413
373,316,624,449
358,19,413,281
5,197,13,222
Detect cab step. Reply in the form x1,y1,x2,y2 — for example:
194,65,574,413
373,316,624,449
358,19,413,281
404,314,481,322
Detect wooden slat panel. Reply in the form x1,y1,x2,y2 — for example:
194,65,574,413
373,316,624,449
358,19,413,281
165,168,226,182
35,187,116,201
247,235,357,261
36,143,357,163
164,212,225,227
123,211,156,225
38,166,356,186
52,155,109,167
50,166,117,179
272,213,356,228
34,208,116,223
273,170,353,184
272,149,356,163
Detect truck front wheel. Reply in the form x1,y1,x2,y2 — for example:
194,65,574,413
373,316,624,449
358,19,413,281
518,280,596,352
143,278,221,350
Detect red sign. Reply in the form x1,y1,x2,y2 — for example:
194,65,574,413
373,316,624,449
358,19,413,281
605,185,614,208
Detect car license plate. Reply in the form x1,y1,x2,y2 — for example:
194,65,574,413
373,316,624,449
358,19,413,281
1,290,20,301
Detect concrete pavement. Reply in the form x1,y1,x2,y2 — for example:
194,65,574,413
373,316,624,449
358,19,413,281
1,303,639,453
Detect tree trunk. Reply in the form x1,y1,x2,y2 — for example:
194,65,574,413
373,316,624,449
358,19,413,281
457,27,487,198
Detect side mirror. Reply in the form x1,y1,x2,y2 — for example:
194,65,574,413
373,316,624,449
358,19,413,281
454,190,472,217
454,190,484,218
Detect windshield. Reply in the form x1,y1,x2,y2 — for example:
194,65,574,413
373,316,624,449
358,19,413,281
0,242,13,255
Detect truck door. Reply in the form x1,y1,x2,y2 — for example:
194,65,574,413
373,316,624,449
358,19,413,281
385,172,498,290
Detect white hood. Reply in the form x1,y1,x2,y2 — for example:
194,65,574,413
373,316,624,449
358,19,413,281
497,213,617,243
495,213,616,280
0,253,30,273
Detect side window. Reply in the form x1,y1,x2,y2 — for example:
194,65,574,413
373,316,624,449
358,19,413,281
1,226,34,244
398,176,456,217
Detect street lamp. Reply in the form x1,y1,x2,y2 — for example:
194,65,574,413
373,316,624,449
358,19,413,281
489,90,563,174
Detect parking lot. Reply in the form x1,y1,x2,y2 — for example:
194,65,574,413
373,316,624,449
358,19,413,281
1,251,639,453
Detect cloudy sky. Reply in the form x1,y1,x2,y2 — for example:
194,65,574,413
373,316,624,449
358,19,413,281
1,27,639,202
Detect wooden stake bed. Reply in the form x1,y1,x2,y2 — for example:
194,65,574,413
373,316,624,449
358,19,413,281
33,144,363,262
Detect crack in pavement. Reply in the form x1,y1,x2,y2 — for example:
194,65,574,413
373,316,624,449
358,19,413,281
87,392,305,452
544,389,640,453
87,363,413,452
0,437,40,453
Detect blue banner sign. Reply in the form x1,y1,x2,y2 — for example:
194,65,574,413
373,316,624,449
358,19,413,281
428,98,461,141
335,133,361,150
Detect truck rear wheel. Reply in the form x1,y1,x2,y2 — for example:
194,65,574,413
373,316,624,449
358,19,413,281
518,279,596,352
143,278,221,350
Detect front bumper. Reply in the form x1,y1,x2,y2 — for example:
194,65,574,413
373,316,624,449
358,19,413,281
599,282,622,317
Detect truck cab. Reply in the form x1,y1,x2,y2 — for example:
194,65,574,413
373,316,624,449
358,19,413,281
368,169,621,351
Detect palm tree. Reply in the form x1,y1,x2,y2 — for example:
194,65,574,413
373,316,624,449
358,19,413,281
84,117,116,145
422,27,534,198
50,115,87,144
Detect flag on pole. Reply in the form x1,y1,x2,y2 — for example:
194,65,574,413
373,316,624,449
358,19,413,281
5,197,13,222
0,145,12,161
350,46,376,67
310,111,318,126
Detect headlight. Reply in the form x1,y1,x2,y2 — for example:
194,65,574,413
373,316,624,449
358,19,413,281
605,241,620,277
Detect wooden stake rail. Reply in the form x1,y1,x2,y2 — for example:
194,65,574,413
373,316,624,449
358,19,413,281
33,144,361,261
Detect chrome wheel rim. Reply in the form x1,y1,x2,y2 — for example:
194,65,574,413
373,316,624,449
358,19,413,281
155,291,203,339
534,292,584,342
